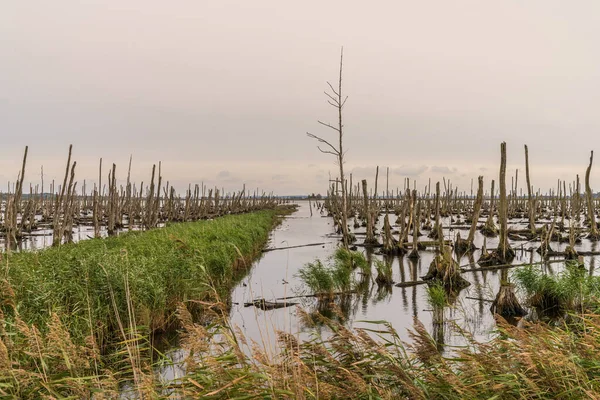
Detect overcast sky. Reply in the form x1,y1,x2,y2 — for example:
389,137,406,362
2,1,600,195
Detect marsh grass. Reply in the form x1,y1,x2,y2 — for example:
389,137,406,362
165,301,600,399
426,282,447,309
374,258,393,285
333,247,369,272
513,261,600,314
297,248,368,295
6,286,600,398
296,260,336,294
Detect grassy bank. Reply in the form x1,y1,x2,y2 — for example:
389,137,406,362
0,207,290,398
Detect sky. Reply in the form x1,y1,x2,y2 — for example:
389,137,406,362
2,1,600,195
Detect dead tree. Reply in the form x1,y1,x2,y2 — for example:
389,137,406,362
307,48,352,248
62,162,77,243
428,182,443,240
93,158,102,238
585,151,600,240
455,176,483,254
498,142,512,259
423,245,470,295
52,145,73,247
524,145,537,238
362,179,378,246
481,180,498,237
408,200,422,259
491,271,526,318
479,143,515,265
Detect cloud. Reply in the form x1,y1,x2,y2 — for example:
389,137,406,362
217,170,230,178
431,166,458,174
351,165,429,178
350,166,379,177
392,165,429,177
271,174,288,181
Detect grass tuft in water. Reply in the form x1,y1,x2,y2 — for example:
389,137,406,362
512,261,598,314
297,247,368,295
374,258,393,285
426,282,448,309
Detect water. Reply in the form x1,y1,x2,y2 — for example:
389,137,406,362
229,203,489,350
157,200,600,383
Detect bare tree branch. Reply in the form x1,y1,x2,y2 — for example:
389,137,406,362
324,91,340,105
317,146,338,156
327,81,340,97
317,120,340,132
306,132,340,155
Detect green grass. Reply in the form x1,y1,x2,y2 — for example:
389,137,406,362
512,261,600,314
296,260,336,294
1,210,281,346
426,282,447,309
374,258,393,285
297,248,368,295
333,247,369,272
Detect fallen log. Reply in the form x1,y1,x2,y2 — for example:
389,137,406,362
465,296,494,303
461,259,566,273
244,299,298,310
275,290,358,301
395,280,427,288
262,242,328,253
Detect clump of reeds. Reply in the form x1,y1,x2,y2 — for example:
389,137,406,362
333,246,369,271
297,248,368,295
427,282,448,309
426,281,448,351
0,304,123,398
513,261,593,314
374,258,394,285
297,259,344,294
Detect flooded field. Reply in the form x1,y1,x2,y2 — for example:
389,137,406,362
235,200,597,340
157,198,600,383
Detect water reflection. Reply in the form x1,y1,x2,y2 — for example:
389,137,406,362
407,257,420,319
590,241,597,276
